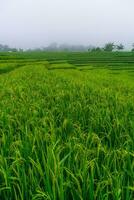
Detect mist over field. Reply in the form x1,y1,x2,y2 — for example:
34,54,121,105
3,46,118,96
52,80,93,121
0,0,134,49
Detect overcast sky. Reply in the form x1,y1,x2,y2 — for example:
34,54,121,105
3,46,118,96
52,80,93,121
0,0,134,49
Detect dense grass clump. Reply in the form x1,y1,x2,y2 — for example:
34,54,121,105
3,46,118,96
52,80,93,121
0,52,134,200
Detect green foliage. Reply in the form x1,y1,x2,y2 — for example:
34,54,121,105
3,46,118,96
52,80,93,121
116,44,124,51
104,43,115,52
0,52,134,199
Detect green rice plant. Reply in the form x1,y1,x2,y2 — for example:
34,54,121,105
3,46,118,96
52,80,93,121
0,52,134,199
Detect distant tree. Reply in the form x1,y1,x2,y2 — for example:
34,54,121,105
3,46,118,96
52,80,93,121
0,44,10,52
103,42,115,52
47,43,58,51
116,43,124,51
18,48,23,52
0,44,19,52
131,43,134,52
11,48,18,52
89,47,102,52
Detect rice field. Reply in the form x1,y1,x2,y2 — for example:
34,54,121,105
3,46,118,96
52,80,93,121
0,52,134,200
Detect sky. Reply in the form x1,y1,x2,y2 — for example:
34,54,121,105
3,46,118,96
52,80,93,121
0,0,134,49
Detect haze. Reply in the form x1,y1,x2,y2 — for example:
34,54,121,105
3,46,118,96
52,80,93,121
0,0,134,49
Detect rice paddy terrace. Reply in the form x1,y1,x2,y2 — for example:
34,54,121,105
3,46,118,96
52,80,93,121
0,52,134,200
1,51,134,73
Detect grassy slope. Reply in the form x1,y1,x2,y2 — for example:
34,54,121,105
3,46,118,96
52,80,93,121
0,53,134,199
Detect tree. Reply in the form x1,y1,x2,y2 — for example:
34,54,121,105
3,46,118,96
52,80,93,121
103,42,115,52
89,47,102,52
47,42,58,51
11,48,18,52
116,43,124,51
0,44,19,52
0,44,10,52
131,43,134,52
18,48,23,52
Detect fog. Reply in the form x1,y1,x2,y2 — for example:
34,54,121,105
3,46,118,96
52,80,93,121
0,0,134,49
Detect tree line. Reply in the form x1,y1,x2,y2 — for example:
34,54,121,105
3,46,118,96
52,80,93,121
0,43,134,52
89,43,134,52
0,44,23,52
